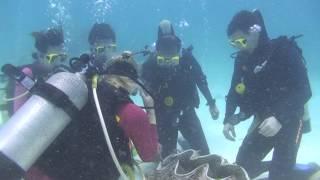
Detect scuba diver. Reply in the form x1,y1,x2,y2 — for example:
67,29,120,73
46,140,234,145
141,20,219,158
4,26,67,117
88,22,117,70
24,53,159,180
222,10,312,180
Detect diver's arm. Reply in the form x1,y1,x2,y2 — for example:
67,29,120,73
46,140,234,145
189,56,216,106
141,55,155,82
269,45,312,124
224,59,242,124
224,90,238,124
141,55,156,90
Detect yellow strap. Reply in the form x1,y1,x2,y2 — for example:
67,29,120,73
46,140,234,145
92,75,99,89
115,115,121,123
121,164,135,180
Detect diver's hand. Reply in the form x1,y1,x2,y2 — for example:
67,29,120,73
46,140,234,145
209,104,219,120
227,112,247,126
259,116,282,137
139,88,154,108
223,123,236,141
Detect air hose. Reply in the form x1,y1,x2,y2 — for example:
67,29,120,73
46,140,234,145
3,91,29,102
91,75,129,180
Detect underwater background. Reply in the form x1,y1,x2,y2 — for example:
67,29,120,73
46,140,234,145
0,0,319,165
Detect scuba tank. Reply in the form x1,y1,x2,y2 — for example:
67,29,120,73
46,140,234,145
0,64,88,180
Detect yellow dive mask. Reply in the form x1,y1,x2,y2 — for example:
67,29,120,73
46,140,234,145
46,53,67,64
156,55,180,66
230,37,248,49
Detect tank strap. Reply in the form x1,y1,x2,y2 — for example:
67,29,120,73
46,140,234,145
32,80,80,120
1,64,80,119
0,151,25,180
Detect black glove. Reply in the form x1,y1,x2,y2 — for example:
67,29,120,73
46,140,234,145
226,112,248,126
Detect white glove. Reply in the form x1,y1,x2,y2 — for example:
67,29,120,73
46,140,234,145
258,116,282,137
223,123,236,141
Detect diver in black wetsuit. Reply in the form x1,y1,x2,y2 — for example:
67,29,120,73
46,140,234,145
222,10,312,180
87,23,117,71
141,20,220,158
5,27,68,117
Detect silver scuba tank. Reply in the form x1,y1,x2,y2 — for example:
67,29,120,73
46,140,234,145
0,72,88,179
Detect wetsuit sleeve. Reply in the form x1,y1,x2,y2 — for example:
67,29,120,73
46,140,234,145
189,55,216,106
224,59,241,124
270,46,312,125
117,103,159,162
141,55,155,89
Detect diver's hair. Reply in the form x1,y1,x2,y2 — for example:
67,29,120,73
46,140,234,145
158,20,175,38
227,10,261,36
88,23,116,45
104,75,132,91
156,20,181,53
31,27,64,54
156,35,181,53
104,57,138,80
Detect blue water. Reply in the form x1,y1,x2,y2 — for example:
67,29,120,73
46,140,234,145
0,0,319,165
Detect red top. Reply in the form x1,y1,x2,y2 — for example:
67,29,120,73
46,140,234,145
117,103,159,162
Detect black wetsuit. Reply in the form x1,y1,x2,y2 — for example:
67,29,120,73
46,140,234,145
141,49,215,158
225,34,312,179
32,82,133,180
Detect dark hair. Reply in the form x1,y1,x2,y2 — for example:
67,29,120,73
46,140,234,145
88,23,116,45
32,27,64,53
156,20,181,53
157,22,175,39
227,10,261,36
105,58,138,80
